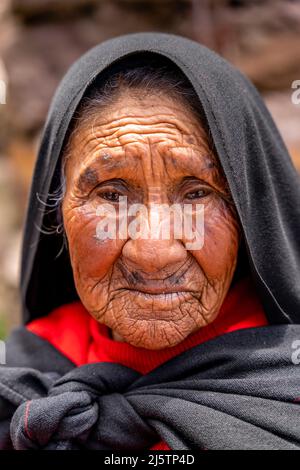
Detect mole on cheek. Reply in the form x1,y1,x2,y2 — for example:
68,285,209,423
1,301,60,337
203,220,220,250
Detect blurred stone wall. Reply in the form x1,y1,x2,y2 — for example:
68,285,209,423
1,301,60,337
0,0,299,337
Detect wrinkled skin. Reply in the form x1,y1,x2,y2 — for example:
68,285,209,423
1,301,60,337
62,90,240,349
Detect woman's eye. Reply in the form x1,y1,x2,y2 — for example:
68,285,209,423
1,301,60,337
99,191,121,202
185,188,210,200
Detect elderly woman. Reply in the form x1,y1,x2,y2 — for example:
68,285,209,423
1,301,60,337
0,33,300,450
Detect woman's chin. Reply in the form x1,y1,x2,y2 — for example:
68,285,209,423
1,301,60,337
108,317,199,350
93,292,218,349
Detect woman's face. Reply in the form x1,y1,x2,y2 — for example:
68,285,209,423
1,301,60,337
62,90,240,349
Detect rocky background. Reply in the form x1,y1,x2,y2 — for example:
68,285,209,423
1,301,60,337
0,0,299,337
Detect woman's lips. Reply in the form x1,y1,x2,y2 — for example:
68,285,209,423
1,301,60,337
122,288,198,319
130,291,191,302
124,285,191,294
116,286,200,318
121,286,196,300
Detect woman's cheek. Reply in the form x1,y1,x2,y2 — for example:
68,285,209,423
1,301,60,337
193,202,239,279
65,210,124,281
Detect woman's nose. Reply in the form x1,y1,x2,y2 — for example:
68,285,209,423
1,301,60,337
121,237,187,274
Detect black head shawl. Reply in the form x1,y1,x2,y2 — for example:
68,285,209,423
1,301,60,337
20,33,300,325
1,33,300,450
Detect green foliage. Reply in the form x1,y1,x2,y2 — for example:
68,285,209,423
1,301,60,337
0,315,7,340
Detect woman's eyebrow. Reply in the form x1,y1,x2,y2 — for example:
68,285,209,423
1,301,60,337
77,158,129,190
169,152,220,173
78,167,99,191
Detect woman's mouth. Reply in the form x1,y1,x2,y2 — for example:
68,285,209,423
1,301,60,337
118,287,199,305
125,285,191,295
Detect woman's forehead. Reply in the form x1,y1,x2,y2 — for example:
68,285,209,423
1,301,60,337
65,91,212,163
66,127,215,181
76,92,205,137
61,91,228,192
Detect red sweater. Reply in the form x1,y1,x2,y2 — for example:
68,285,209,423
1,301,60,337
27,276,268,450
